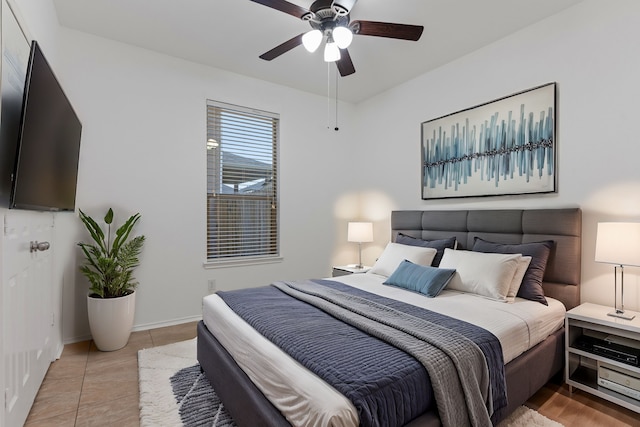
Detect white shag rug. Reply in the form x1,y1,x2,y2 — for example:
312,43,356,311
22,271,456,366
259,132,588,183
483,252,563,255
497,405,564,427
138,338,563,427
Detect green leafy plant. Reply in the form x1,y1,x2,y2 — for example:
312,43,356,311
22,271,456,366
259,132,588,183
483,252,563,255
78,208,145,298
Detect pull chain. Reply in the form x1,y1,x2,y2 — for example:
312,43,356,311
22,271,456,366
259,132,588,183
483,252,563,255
327,62,331,130
334,69,339,131
326,63,340,131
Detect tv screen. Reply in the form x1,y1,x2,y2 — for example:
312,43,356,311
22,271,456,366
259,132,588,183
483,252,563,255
10,40,82,211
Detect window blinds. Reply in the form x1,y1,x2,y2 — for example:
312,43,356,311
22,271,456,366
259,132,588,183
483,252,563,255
206,100,279,261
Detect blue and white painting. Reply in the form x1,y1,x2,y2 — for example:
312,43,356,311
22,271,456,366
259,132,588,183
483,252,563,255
421,83,556,199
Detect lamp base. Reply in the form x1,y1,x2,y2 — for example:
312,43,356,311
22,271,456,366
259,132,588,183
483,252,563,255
607,310,636,321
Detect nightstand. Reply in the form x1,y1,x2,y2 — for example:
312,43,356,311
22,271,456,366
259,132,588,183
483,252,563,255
332,265,371,277
565,302,640,413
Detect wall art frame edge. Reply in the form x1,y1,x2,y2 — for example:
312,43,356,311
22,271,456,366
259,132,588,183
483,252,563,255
420,81,558,200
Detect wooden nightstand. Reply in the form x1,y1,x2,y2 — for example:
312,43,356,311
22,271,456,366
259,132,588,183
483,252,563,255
565,302,640,413
332,265,371,277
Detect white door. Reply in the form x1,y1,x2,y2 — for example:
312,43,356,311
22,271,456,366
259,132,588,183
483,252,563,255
3,210,54,427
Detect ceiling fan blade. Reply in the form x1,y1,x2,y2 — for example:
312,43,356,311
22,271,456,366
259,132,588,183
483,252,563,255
259,33,305,61
350,20,424,41
249,0,310,19
336,49,355,76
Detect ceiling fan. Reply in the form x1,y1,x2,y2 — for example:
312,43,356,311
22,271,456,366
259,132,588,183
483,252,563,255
250,0,424,76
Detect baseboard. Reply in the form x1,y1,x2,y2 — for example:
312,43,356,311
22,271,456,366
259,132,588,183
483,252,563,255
62,315,203,345
132,315,203,332
63,334,93,345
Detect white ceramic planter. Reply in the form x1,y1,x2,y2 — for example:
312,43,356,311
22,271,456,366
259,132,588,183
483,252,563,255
87,291,136,351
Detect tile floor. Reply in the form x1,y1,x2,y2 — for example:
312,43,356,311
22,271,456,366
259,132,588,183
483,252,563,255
24,321,198,427
23,320,640,427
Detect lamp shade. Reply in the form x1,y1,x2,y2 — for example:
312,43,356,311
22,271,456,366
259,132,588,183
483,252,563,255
347,222,373,243
323,41,340,62
302,29,323,53
332,26,353,49
595,222,640,267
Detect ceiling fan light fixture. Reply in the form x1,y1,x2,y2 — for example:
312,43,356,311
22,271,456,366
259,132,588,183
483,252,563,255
302,29,323,53
324,41,341,62
332,26,353,49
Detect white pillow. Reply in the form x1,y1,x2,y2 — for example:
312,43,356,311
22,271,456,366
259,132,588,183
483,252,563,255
506,256,531,302
439,249,522,302
368,242,437,277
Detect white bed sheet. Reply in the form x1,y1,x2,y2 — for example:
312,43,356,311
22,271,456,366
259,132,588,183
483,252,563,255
202,273,566,427
339,273,566,363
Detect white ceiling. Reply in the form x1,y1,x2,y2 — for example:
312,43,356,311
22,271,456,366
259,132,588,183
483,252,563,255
53,0,583,103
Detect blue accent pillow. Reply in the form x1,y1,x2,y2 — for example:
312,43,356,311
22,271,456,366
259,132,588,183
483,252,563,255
383,260,456,297
396,234,456,267
472,238,554,305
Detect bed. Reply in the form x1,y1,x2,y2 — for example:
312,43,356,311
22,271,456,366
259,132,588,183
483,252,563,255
197,208,582,426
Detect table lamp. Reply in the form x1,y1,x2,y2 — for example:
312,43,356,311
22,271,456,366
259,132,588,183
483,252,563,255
595,222,640,320
347,222,373,269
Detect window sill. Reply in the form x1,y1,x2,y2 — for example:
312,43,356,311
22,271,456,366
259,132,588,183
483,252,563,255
203,256,283,269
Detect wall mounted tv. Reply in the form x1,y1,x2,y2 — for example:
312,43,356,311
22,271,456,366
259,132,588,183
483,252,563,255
10,40,82,212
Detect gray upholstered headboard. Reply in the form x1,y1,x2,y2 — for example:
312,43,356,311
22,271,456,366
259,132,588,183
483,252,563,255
391,208,582,310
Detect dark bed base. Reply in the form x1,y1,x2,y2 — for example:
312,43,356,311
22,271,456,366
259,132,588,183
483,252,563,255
197,321,290,427
197,320,564,427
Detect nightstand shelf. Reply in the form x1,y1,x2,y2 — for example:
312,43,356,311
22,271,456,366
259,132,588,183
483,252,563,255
568,363,640,409
332,265,371,277
565,303,640,413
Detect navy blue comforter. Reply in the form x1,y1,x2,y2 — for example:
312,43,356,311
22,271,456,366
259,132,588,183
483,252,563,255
217,279,505,427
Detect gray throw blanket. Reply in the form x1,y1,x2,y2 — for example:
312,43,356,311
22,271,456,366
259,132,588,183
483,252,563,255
272,280,493,427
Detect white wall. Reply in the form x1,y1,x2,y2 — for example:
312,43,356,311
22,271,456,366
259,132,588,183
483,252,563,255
8,0,640,344
352,0,640,311
54,29,358,341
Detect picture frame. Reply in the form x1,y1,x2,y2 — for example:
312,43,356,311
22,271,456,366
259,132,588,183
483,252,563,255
421,83,556,200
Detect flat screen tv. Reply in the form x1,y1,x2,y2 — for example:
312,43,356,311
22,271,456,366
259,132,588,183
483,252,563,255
10,40,82,211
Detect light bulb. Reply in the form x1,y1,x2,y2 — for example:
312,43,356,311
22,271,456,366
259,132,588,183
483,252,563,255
302,30,323,53
332,26,353,49
324,42,341,62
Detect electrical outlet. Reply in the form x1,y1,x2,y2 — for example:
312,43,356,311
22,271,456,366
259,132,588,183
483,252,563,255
207,279,217,293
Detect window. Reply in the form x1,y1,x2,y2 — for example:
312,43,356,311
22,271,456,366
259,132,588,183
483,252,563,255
206,100,279,264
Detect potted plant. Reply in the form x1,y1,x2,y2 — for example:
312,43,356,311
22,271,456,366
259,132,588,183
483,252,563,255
78,208,145,351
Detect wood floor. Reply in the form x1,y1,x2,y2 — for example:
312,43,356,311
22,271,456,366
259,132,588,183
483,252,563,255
24,321,640,426
529,381,640,426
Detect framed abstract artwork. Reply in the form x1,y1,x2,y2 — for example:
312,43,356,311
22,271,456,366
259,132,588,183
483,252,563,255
421,83,556,200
